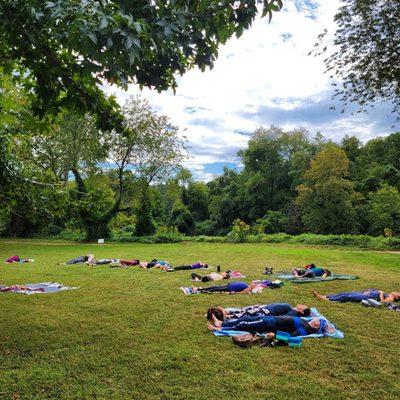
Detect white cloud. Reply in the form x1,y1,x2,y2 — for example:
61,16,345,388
103,0,398,180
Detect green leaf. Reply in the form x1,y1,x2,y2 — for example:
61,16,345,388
125,36,133,50
100,17,108,30
88,32,97,45
132,37,141,49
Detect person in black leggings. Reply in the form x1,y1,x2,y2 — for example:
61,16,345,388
169,261,209,271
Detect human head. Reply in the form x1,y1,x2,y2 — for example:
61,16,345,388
295,304,311,316
324,269,332,276
306,263,316,269
223,270,232,279
204,264,209,268
308,318,321,331
206,307,224,321
309,318,328,334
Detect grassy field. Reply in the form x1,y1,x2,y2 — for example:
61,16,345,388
0,239,399,400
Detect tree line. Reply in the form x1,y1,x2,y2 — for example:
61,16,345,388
1,1,399,239
1,78,399,239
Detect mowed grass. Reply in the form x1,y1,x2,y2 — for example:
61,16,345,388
0,240,399,400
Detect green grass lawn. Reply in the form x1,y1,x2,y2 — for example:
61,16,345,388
0,240,399,400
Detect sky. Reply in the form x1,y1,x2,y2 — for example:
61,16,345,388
104,0,399,181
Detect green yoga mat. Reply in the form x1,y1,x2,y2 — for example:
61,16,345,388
276,274,359,283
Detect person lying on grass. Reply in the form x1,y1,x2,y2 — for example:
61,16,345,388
312,289,400,303
139,259,173,271
183,281,269,294
207,314,330,337
191,270,232,282
207,303,311,321
5,255,34,263
292,263,331,278
87,258,120,266
167,261,209,271
0,284,44,292
58,254,94,265
109,259,140,267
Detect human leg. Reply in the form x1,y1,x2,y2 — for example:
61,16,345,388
326,291,367,302
172,265,193,271
222,316,277,334
198,284,230,293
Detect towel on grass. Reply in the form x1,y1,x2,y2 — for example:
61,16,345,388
230,271,246,278
0,282,78,295
276,273,358,283
213,308,344,340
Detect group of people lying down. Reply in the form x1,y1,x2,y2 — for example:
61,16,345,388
58,254,208,271
206,302,333,337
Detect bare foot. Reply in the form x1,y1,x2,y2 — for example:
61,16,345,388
211,314,222,328
312,290,327,300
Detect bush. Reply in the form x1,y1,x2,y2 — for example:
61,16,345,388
55,228,86,242
381,237,400,250
226,219,251,243
110,214,136,235
112,236,157,244
155,226,184,243
183,233,400,250
194,219,218,236
254,211,289,234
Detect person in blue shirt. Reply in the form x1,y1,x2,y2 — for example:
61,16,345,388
208,315,329,337
292,263,331,278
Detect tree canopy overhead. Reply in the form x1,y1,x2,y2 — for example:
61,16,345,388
0,0,283,130
315,0,400,116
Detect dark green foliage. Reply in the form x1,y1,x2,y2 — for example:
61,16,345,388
154,226,183,243
194,220,218,236
186,182,210,221
366,185,400,236
254,211,289,234
135,189,156,236
169,202,195,234
315,0,400,116
296,145,360,234
0,0,283,130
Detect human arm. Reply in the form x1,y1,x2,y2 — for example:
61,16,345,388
381,292,395,303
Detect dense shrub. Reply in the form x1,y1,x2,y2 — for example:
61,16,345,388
253,211,289,234
194,219,218,236
55,228,86,242
226,219,251,243
154,226,183,243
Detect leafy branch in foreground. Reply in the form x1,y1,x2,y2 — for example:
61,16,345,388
313,0,400,117
0,0,283,130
